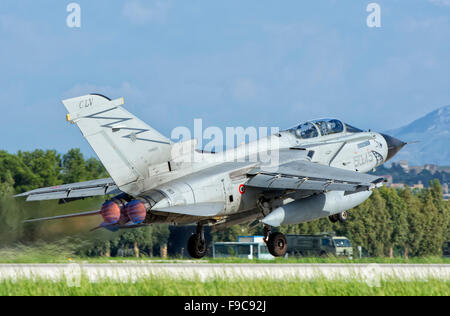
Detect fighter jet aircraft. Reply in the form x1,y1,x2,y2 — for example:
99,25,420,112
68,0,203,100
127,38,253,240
16,94,406,258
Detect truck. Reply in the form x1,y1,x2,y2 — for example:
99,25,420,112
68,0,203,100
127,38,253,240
285,234,353,258
443,241,450,257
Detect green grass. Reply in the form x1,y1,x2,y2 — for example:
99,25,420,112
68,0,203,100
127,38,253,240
1,254,449,264
0,244,79,264
0,244,449,264
0,277,448,296
0,253,448,264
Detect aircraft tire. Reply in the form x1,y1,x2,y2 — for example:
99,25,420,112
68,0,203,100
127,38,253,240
329,214,339,223
267,232,288,257
187,233,207,259
338,211,348,223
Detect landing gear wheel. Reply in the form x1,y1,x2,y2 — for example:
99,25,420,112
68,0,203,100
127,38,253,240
187,233,207,259
267,232,288,257
329,214,339,223
338,211,348,223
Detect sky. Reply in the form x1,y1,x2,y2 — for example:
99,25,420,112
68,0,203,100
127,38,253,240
1,0,449,156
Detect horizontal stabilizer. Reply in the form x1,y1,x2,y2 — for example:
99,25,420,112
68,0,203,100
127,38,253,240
15,178,119,202
23,210,101,223
152,202,225,217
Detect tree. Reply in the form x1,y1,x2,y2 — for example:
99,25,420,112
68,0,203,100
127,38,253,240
212,225,249,242
399,188,425,258
105,225,170,258
379,187,408,257
414,180,449,256
0,171,23,246
18,149,62,188
85,157,107,179
337,190,392,257
0,150,39,193
62,148,87,183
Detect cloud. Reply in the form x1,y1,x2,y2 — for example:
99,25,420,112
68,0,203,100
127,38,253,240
122,0,172,24
63,82,146,104
429,0,450,7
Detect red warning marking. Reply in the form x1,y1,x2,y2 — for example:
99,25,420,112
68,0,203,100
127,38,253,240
239,184,246,194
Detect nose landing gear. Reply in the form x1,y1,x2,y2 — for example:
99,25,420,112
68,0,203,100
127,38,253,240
329,211,348,223
263,225,288,257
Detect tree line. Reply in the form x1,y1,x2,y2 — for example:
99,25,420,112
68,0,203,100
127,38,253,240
0,148,449,257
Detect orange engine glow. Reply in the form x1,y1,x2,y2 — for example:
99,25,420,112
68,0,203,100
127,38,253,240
100,201,121,224
125,200,147,224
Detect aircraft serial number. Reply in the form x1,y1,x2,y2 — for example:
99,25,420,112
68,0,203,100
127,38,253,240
353,152,374,167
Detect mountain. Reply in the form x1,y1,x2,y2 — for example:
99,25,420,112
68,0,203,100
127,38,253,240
386,105,450,166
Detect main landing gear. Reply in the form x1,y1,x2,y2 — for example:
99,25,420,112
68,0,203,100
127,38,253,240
328,211,348,223
264,225,288,257
187,223,208,259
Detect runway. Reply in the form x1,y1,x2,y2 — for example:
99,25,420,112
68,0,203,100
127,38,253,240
0,263,448,282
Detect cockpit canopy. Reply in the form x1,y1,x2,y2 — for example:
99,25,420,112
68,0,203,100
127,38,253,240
286,119,363,139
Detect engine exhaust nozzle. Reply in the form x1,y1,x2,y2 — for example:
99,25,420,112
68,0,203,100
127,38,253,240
100,201,121,225
125,200,147,224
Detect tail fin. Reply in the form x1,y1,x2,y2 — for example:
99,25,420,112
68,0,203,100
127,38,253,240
62,94,171,187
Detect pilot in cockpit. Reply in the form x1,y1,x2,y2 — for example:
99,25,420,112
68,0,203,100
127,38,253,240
294,122,318,139
313,119,344,136
287,119,358,139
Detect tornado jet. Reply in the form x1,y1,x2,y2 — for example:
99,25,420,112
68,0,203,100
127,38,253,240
16,94,406,258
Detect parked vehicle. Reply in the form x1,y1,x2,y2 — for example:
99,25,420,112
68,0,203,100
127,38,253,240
443,241,450,257
286,234,353,258
212,236,274,260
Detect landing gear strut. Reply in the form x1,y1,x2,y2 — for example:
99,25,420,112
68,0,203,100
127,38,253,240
187,223,207,259
329,211,348,223
263,225,288,257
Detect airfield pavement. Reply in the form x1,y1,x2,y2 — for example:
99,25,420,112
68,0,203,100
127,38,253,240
0,263,448,282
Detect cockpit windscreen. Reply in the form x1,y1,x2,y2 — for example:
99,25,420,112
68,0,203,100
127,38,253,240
286,119,363,139
312,119,344,136
345,124,363,133
287,122,319,139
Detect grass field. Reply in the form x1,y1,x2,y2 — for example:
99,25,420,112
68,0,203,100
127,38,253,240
1,243,449,264
0,277,448,296
1,255,449,264
0,254,449,264
0,245,449,264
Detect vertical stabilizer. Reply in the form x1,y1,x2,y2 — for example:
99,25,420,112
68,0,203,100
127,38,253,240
62,94,171,188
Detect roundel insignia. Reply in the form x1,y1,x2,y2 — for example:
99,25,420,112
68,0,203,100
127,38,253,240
238,184,246,194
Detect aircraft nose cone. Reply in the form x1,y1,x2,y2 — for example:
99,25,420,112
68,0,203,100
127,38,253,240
381,134,406,162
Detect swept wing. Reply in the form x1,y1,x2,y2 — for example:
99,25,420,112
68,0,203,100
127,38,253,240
246,159,383,192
